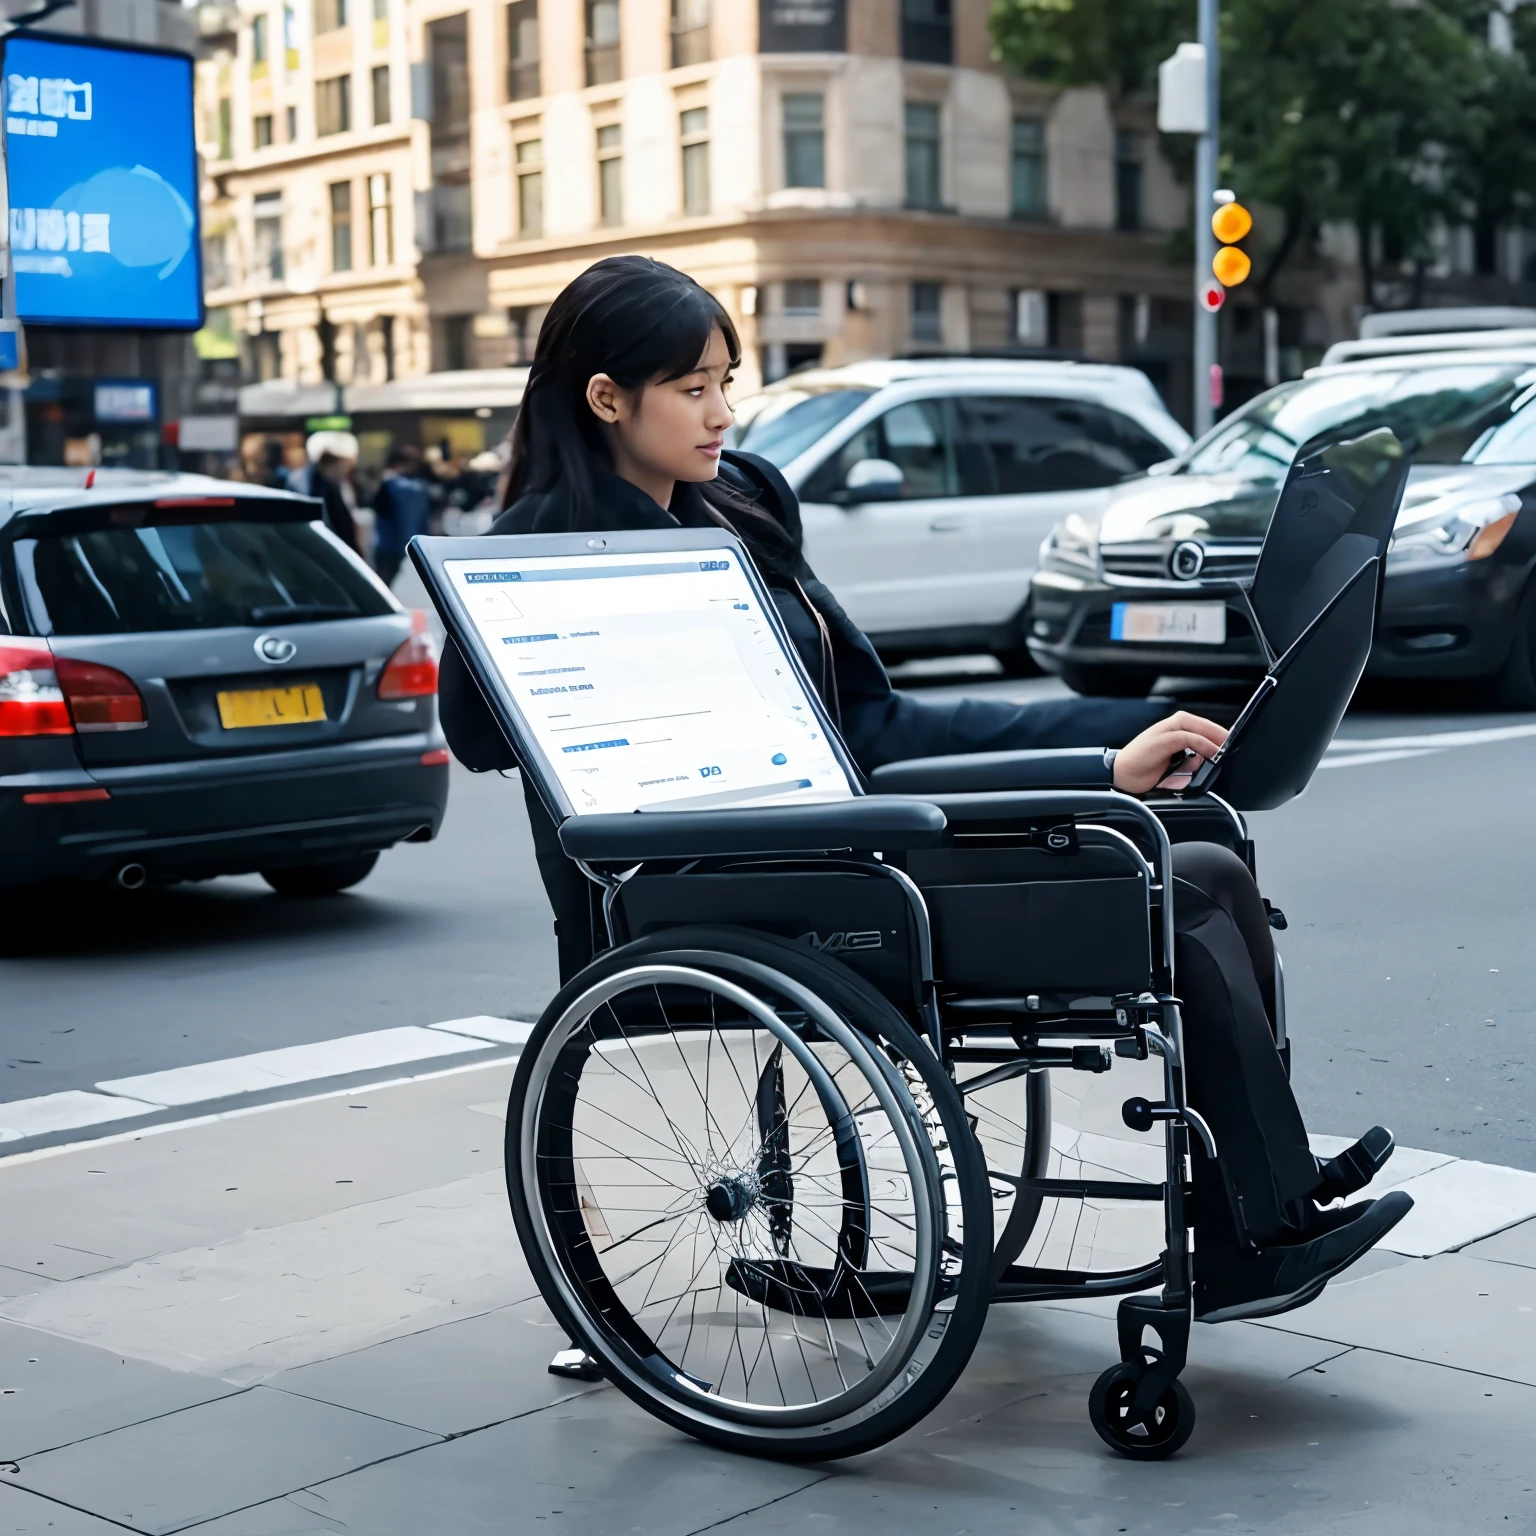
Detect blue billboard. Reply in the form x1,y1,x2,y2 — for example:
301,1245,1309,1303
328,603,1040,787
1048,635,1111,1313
4,32,201,329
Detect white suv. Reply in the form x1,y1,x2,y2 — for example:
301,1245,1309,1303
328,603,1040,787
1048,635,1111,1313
729,359,1190,671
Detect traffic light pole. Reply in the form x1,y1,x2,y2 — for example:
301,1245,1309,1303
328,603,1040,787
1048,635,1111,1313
1193,0,1220,436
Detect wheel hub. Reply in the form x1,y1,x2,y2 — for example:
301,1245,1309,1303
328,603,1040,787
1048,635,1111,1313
704,1173,758,1223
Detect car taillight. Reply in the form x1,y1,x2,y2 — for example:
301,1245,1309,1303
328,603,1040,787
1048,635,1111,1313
0,644,147,736
378,611,439,700
0,643,72,736
55,656,148,732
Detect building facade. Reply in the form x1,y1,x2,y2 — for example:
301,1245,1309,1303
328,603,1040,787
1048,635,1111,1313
198,0,1205,429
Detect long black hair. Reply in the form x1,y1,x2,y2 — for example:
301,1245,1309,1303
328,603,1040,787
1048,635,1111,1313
502,256,796,561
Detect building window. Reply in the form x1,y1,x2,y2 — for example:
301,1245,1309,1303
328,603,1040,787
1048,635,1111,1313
251,13,269,69
253,197,284,282
330,180,353,271
517,137,544,238
783,279,820,317
216,97,232,159
904,102,941,210
368,171,393,264
783,92,824,188
910,281,942,343
509,304,546,362
253,113,273,149
314,0,347,33
283,3,298,68
594,124,623,227
672,0,709,67
285,104,297,140
509,0,540,101
203,232,230,289
372,66,390,125
901,0,952,64
586,0,620,87
316,74,351,136
440,314,472,372
1011,288,1047,346
429,14,470,132
680,106,710,215
1115,130,1143,232
1010,116,1047,220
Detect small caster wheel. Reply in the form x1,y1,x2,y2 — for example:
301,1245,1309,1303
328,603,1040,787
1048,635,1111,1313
1088,1354,1195,1460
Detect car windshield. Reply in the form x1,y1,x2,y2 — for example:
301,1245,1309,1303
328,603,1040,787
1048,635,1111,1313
730,387,874,468
1183,363,1536,483
18,517,395,636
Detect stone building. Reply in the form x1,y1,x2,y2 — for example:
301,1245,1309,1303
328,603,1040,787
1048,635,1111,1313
198,0,1202,424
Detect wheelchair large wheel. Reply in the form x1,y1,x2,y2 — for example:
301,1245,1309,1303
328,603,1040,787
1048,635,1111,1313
505,926,994,1460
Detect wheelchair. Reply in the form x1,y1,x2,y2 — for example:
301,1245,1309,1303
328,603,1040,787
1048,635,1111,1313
498,430,1409,1461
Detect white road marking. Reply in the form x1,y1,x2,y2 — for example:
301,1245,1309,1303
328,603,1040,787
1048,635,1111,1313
430,1015,535,1046
1318,748,1443,770
94,1025,492,1108
1319,721,1536,770
0,1089,162,1143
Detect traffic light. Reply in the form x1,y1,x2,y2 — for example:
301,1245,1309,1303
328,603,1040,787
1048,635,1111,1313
1211,197,1253,288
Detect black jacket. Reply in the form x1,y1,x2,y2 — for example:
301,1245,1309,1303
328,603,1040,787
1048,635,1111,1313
436,452,1168,978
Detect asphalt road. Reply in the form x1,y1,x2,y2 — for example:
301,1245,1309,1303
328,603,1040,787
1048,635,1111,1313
3,661,1533,1171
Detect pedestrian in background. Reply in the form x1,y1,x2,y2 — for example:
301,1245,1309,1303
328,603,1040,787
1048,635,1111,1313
370,445,433,588
292,431,362,553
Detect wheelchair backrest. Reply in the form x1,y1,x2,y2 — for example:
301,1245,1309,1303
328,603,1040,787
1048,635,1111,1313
1247,428,1407,661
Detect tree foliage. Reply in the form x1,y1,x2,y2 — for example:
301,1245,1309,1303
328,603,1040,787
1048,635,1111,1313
989,0,1536,305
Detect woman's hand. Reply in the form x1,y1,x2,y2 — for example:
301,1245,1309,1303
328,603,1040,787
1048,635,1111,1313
1112,711,1229,796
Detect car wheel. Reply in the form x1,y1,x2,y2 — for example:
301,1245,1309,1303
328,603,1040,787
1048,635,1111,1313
1058,662,1157,699
261,851,380,897
1494,580,1536,710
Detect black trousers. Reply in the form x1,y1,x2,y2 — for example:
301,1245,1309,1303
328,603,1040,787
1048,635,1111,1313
1171,842,1321,1245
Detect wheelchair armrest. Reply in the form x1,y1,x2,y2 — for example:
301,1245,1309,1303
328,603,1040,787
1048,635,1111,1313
868,748,1114,794
557,797,948,864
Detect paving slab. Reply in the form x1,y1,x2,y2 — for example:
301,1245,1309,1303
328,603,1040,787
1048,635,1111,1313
0,1170,536,1383
0,1063,513,1285
270,1296,600,1436
188,1389,824,1536
1462,1214,1536,1270
1257,1251,1536,1384
0,1484,128,1534
0,1318,237,1460
713,1346,1535,1535
8,1387,438,1536
1373,1158,1536,1258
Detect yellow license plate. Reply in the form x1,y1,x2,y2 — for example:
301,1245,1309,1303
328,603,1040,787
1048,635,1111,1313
216,684,327,729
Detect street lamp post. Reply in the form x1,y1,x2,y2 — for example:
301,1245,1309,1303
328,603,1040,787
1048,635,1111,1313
1193,0,1220,436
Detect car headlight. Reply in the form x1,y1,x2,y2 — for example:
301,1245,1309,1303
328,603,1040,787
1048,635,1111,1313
1387,492,1523,571
1040,513,1099,573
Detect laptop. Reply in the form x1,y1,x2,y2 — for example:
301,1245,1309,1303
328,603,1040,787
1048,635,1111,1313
409,528,860,822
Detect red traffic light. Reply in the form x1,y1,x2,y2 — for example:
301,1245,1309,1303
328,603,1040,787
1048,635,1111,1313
1200,282,1225,313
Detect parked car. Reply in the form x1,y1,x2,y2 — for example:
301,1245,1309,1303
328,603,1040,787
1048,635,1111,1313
1029,343,1536,705
728,359,1191,672
0,471,449,896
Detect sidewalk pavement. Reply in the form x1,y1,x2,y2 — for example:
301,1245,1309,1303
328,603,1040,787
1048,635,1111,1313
1,1056,1534,1536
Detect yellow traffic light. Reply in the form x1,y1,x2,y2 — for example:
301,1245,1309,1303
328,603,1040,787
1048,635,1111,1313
1211,198,1253,289
1213,246,1252,286
1211,202,1253,244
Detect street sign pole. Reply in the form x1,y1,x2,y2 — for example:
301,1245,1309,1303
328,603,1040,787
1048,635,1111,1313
1193,0,1220,436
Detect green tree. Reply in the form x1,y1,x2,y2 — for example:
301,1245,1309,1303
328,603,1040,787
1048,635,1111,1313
989,0,1521,308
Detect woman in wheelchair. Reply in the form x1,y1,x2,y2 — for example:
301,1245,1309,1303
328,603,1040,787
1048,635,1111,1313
439,256,1411,1428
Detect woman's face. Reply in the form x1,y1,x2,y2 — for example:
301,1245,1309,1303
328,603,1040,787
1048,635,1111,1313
588,325,736,486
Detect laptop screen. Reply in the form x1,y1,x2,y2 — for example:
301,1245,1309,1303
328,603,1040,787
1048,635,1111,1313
442,545,856,815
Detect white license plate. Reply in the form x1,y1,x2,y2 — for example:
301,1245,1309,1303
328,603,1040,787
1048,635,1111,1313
1111,602,1227,645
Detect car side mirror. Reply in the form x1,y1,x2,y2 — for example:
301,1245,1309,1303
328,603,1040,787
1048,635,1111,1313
835,457,904,505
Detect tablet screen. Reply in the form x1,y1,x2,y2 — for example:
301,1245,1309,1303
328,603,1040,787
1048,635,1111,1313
443,548,856,815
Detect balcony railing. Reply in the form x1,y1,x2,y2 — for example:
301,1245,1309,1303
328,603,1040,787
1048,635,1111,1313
509,60,541,101
586,43,620,87
671,25,709,67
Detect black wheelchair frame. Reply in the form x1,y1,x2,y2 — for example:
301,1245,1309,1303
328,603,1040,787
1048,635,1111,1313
414,427,1409,1462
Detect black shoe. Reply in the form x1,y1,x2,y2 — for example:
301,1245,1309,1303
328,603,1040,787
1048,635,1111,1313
1194,1190,1414,1324
1315,1125,1395,1204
